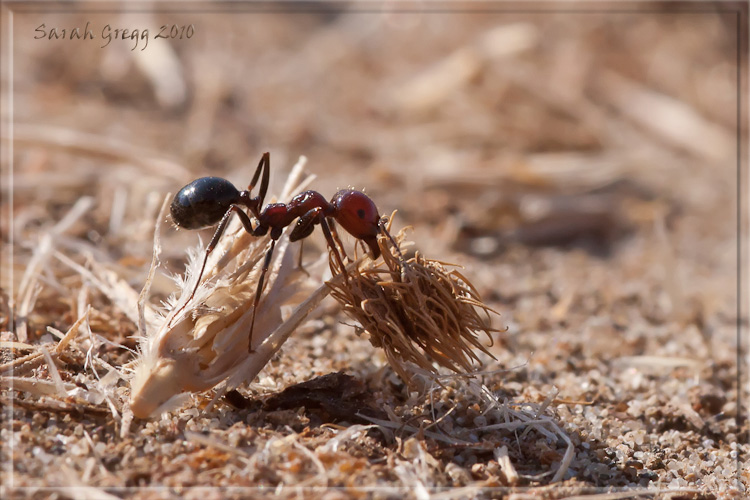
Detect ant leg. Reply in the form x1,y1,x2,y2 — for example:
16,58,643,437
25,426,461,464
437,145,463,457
257,153,270,206
379,218,403,259
319,218,348,276
289,209,346,275
378,218,407,281
187,205,256,303
290,208,327,276
289,207,321,242
243,153,271,219
326,219,350,262
248,238,276,353
248,152,270,199
296,239,310,276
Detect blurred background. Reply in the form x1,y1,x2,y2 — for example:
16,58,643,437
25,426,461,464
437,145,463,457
1,1,748,491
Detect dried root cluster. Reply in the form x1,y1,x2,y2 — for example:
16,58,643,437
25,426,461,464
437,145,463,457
328,217,503,384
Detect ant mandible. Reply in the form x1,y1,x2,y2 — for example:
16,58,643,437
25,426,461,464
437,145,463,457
170,152,382,351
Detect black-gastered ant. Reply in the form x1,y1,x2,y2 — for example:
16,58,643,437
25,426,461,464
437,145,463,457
170,152,382,351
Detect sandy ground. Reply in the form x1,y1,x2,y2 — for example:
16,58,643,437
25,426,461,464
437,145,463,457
1,3,748,499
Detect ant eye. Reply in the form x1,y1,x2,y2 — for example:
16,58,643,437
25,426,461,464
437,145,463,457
171,177,240,230
357,209,366,219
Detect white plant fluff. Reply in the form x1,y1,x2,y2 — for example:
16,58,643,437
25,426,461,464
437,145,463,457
129,157,333,418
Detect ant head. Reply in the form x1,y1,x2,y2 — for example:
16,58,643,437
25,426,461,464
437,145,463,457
331,189,381,258
171,176,241,230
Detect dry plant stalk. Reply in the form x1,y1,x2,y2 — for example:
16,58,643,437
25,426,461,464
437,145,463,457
129,158,331,419
328,216,503,384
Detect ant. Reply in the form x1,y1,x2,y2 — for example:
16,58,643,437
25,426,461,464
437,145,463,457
170,152,382,351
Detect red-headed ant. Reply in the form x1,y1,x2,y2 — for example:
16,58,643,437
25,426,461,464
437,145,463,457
170,152,382,351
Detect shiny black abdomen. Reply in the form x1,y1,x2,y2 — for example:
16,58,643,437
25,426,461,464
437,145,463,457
170,177,240,229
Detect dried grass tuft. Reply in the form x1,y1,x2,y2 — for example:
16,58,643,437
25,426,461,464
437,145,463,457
129,157,331,419
327,214,504,384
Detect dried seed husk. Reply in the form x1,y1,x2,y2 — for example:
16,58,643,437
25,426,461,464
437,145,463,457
327,215,503,385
